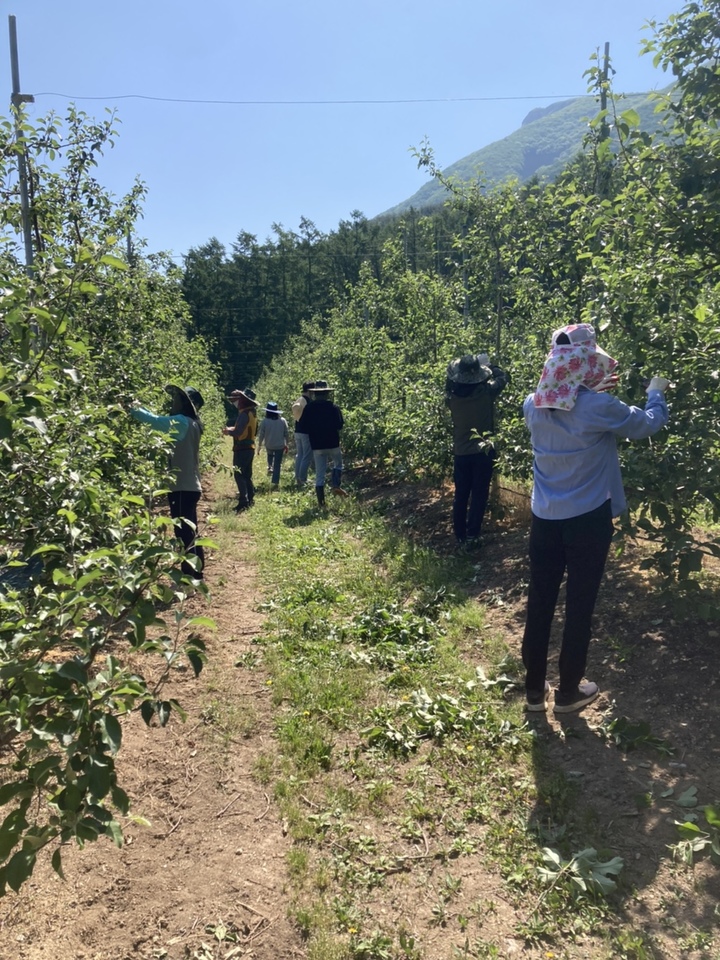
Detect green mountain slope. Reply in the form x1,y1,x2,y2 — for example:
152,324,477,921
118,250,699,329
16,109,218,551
382,88,672,217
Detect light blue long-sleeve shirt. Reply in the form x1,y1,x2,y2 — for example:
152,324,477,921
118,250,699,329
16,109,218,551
130,407,190,441
523,387,669,520
130,406,203,492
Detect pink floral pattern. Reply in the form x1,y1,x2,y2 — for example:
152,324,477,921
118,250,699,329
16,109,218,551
534,325,617,411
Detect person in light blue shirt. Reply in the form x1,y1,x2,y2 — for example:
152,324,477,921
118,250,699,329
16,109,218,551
521,324,669,715
131,383,205,579
256,401,289,490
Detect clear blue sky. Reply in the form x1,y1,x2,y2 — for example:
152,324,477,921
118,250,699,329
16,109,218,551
5,0,682,260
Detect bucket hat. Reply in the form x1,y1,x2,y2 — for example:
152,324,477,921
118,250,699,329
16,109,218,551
165,383,205,416
446,354,492,385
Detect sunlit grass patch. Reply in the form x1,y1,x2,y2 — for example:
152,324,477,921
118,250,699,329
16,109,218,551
226,470,632,955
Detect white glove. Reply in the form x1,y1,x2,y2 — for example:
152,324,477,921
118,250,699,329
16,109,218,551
646,376,670,394
477,353,490,366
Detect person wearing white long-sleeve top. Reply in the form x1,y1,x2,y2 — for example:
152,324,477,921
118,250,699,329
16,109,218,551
292,381,315,488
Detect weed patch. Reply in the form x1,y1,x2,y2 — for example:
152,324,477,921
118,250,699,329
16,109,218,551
234,482,714,957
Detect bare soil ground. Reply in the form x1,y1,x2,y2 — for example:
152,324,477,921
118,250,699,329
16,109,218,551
0,475,305,960
1,468,719,959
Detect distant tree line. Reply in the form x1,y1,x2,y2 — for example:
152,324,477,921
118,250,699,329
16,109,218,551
181,208,466,391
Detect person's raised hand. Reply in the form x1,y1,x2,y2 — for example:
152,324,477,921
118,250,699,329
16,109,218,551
592,373,620,393
646,376,670,394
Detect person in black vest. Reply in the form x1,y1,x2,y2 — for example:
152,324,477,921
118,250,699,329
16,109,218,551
223,387,258,512
445,353,509,547
291,380,315,489
300,380,347,507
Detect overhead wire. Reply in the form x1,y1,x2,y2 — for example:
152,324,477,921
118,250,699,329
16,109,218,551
27,87,645,257
33,91,598,106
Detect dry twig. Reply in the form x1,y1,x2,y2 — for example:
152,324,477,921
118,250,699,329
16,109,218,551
216,793,242,818
254,792,270,821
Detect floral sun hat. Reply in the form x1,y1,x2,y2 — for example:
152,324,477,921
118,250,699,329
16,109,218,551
533,323,618,411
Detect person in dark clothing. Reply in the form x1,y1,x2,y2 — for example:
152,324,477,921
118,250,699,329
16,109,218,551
291,380,316,488
445,353,509,546
300,380,346,507
131,384,206,579
224,387,258,511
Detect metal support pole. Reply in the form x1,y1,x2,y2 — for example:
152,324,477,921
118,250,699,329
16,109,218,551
596,41,611,199
600,41,610,138
9,15,35,275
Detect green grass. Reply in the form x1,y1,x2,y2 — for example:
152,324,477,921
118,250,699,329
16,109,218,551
207,458,716,958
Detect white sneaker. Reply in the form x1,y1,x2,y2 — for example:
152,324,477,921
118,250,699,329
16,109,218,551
553,682,599,714
525,681,550,713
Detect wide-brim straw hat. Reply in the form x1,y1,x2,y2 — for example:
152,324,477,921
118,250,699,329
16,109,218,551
227,387,258,405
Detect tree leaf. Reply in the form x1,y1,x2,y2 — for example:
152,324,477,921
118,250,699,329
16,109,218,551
620,108,641,128
100,714,122,754
99,254,128,270
5,848,36,892
51,847,65,880
140,701,156,726
106,819,124,848
187,650,205,678
186,616,216,630
677,786,699,808
22,416,48,435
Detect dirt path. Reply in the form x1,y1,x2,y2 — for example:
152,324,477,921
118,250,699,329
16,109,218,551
0,477,304,960
3,468,720,959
